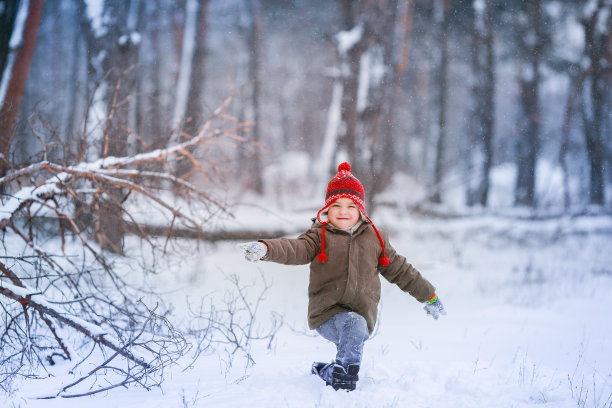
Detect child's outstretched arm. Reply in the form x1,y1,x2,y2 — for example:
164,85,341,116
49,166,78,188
239,227,320,265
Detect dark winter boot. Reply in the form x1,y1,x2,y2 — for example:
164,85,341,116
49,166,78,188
331,363,360,391
312,361,360,391
311,361,334,387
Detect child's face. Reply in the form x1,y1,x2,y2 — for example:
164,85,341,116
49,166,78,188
327,198,360,229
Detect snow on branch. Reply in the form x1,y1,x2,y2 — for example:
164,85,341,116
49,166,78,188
0,94,240,238
335,24,364,56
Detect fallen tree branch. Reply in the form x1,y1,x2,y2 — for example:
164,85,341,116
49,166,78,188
125,222,297,242
0,94,249,396
0,281,149,368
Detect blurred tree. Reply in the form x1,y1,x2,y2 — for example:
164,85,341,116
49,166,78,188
363,0,402,206
5,0,607,213
0,0,20,76
430,0,449,204
174,0,210,179
580,1,611,206
248,0,264,193
334,0,401,208
0,0,43,180
136,0,167,154
337,0,366,167
385,0,415,183
514,0,544,207
96,0,142,253
466,0,495,207
63,0,90,159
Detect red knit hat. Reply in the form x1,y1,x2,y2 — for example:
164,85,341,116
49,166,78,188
316,162,389,266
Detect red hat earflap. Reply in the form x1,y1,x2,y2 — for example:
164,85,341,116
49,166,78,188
364,214,390,266
318,222,328,262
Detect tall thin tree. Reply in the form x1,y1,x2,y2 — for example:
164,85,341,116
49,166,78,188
0,0,44,179
514,0,542,207
175,0,209,179
431,0,449,203
247,0,263,193
580,1,611,206
337,0,366,167
466,0,495,207
97,0,142,253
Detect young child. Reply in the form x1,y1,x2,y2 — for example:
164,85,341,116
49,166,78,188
240,162,445,391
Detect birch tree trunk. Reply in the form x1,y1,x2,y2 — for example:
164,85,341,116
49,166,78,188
0,0,44,180
314,79,343,193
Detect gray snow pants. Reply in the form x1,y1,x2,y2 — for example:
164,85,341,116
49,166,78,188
315,311,369,382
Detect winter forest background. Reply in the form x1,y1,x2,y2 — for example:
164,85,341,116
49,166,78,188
1,0,612,407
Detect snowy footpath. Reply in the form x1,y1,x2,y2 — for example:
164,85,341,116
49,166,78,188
5,212,612,408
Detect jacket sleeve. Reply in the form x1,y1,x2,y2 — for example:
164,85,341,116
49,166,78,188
259,227,320,265
378,233,435,303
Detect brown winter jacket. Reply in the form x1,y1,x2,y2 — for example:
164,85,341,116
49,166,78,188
260,220,435,334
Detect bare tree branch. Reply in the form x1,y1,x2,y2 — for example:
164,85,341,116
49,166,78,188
0,96,244,396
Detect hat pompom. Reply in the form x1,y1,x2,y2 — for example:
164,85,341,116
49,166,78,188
338,162,351,172
318,253,327,262
379,256,389,266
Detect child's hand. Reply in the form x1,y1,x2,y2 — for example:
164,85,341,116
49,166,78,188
238,242,267,262
423,295,446,320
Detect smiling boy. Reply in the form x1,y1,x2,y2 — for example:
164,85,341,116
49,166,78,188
327,197,360,229
240,162,445,391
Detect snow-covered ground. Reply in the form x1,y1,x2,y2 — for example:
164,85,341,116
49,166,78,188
5,205,612,408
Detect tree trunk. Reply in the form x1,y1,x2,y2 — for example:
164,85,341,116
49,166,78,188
174,0,209,179
248,0,264,193
333,0,402,209
0,1,20,76
388,0,415,174
514,0,542,207
64,0,88,158
315,78,343,193
431,0,449,204
138,0,165,153
97,0,141,254
0,0,44,179
466,0,495,207
338,0,365,167
581,4,611,206
362,0,399,209
480,0,495,207
171,0,198,133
